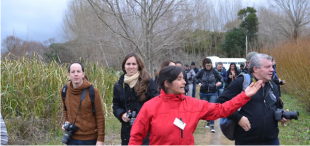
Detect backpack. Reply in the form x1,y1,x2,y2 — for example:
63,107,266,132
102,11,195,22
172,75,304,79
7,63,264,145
219,73,251,141
62,85,96,114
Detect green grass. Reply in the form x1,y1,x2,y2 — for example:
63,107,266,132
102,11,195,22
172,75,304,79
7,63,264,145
278,94,310,145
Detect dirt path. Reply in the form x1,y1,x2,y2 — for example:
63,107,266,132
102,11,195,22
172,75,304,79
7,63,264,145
194,119,234,145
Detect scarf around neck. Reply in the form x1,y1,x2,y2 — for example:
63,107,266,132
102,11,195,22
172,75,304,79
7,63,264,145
124,72,140,88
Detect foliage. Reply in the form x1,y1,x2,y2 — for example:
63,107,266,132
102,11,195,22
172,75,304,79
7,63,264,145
221,28,245,57
1,55,118,144
261,37,310,111
44,43,74,63
183,30,226,57
222,7,259,57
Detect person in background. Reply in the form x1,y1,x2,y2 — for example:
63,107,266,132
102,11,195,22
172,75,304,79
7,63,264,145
113,52,158,145
1,113,8,145
175,61,189,95
184,64,196,97
155,60,175,88
153,69,158,79
61,62,105,145
226,63,240,88
239,63,247,74
272,58,285,97
128,66,263,145
215,62,227,96
245,52,258,73
191,62,200,97
194,58,223,133
217,53,290,145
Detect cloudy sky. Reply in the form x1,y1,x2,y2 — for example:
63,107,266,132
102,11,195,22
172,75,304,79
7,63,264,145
1,0,267,45
1,0,69,43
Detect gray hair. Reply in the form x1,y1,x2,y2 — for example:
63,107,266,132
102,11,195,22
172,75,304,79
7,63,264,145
249,53,272,73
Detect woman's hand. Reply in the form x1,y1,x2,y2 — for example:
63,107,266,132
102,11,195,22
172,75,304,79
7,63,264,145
96,141,104,145
122,111,130,122
61,121,70,131
198,83,202,87
244,80,263,97
215,82,222,87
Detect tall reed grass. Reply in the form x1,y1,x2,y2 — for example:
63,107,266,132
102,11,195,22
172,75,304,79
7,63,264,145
1,54,119,144
261,37,310,111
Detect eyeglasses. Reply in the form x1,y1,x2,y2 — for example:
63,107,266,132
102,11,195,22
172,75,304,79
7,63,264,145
205,65,212,67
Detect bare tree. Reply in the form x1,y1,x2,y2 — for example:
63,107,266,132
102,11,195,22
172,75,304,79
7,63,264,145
61,0,122,66
86,0,197,74
269,0,310,40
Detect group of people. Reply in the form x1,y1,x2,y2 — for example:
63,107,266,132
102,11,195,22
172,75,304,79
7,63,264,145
58,51,288,145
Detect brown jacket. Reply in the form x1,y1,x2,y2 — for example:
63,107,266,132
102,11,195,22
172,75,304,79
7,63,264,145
61,78,105,142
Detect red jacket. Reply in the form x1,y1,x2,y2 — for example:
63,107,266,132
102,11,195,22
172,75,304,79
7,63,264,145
129,90,250,145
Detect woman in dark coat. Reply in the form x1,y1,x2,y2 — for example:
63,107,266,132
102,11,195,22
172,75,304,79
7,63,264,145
112,52,158,145
226,63,240,88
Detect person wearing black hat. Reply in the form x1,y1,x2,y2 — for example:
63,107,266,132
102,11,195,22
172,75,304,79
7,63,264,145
190,62,199,97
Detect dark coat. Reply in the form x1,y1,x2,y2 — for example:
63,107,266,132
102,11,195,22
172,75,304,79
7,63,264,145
113,74,159,145
217,76,282,144
194,68,223,94
226,69,240,88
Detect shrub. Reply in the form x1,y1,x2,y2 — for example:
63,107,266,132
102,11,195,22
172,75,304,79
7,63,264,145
261,37,310,111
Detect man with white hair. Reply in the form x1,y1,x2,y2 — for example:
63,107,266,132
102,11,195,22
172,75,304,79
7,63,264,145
217,53,290,145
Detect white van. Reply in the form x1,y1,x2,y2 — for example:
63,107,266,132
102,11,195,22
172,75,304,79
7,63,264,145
207,56,246,70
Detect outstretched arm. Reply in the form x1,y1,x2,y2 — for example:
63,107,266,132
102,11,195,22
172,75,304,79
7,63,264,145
200,80,263,120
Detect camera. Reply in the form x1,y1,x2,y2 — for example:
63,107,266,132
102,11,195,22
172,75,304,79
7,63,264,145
274,109,299,121
126,111,137,126
61,122,79,144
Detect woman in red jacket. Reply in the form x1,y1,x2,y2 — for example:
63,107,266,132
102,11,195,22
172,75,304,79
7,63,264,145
129,66,263,145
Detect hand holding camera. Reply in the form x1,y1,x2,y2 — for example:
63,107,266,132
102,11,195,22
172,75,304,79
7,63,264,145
61,122,79,144
127,110,137,126
122,110,131,122
274,109,299,121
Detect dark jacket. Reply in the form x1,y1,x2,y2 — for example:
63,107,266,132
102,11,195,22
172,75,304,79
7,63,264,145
183,70,189,93
112,74,159,145
226,69,240,88
217,75,281,144
194,68,223,94
272,65,283,97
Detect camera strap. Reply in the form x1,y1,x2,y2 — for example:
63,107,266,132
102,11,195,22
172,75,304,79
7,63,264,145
72,89,87,125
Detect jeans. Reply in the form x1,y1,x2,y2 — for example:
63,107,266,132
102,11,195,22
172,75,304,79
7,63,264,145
235,137,280,145
218,88,224,96
67,138,97,145
192,82,197,97
200,92,218,125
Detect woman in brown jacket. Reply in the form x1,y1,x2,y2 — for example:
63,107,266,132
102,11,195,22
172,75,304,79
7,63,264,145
61,62,105,145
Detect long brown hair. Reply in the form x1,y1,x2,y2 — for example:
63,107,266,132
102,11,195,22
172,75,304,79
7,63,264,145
122,52,151,101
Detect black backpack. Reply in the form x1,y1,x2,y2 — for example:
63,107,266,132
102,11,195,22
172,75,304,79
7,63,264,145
61,85,96,114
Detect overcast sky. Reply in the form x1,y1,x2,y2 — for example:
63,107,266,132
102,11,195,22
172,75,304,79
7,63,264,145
1,0,69,44
1,0,267,45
